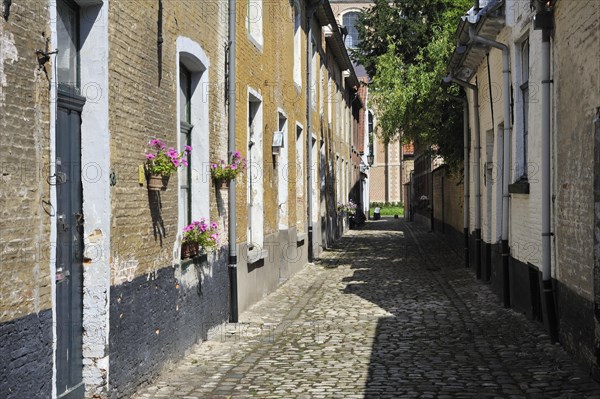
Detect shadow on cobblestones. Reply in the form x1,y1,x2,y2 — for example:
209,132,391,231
132,218,600,399
350,218,600,399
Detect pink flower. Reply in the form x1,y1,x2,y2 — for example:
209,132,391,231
210,163,217,169
149,139,164,148
185,145,193,153
234,151,241,158
210,222,218,229
172,159,180,167
181,159,189,167
231,164,237,170
145,153,156,160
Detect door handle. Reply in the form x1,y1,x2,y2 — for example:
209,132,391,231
57,214,69,231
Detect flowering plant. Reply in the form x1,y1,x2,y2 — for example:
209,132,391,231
182,219,219,254
145,138,192,177
210,150,247,181
337,199,358,215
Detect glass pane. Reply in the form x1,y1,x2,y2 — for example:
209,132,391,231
181,189,189,225
179,66,191,123
521,39,529,83
57,0,79,90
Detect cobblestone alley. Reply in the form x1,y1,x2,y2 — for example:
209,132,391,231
133,219,600,399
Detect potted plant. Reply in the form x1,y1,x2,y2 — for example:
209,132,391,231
181,219,219,259
145,138,192,190
210,150,247,189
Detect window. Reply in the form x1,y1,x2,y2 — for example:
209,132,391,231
247,0,263,49
57,0,80,93
296,124,304,231
179,65,192,225
248,90,264,248
176,38,211,234
520,38,530,177
277,111,288,229
311,38,317,109
293,3,301,87
342,12,360,49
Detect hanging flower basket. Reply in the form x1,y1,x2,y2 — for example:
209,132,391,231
147,174,169,191
215,179,230,190
144,138,191,191
210,150,247,188
181,242,199,260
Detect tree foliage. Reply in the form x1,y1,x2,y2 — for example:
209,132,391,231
354,0,471,171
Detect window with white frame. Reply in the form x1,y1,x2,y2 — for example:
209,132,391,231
177,38,211,232
293,3,302,87
247,0,263,49
311,38,317,109
520,38,530,178
179,64,193,225
342,11,360,49
247,90,264,248
277,111,289,229
296,124,304,231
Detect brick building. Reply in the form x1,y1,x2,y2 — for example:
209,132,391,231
446,0,600,377
330,0,414,209
0,0,360,397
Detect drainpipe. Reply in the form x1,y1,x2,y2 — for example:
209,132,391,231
469,26,511,307
227,0,238,323
446,75,481,279
306,1,322,262
448,93,470,268
540,28,558,342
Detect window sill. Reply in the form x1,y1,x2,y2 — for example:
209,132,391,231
247,248,268,265
296,232,307,247
180,253,208,267
508,178,530,195
247,32,264,53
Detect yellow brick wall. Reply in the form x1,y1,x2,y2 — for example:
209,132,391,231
0,2,52,322
108,0,228,282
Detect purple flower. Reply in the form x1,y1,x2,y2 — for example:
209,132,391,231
210,222,218,229
149,139,164,148
145,153,156,160
181,159,189,167
172,159,180,167
210,163,217,169
233,151,241,158
185,145,193,153
231,164,237,170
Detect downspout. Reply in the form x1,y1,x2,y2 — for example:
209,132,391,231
469,25,511,307
306,0,323,262
540,26,558,342
448,93,470,268
227,0,238,323
447,76,481,278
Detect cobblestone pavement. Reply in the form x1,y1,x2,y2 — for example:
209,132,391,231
133,219,600,399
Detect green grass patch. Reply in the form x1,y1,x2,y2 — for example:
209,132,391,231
370,204,404,217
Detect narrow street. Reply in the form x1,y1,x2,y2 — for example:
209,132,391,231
133,219,600,399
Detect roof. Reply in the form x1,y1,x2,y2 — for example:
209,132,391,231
447,0,506,81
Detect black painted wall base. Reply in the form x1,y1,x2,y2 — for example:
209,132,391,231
109,256,229,398
555,280,599,379
0,310,53,399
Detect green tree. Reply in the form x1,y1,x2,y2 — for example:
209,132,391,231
355,0,471,171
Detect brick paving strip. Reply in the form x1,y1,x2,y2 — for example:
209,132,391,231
132,219,600,399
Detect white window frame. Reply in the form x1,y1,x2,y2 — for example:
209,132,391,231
247,0,264,51
176,37,211,239
293,2,302,88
